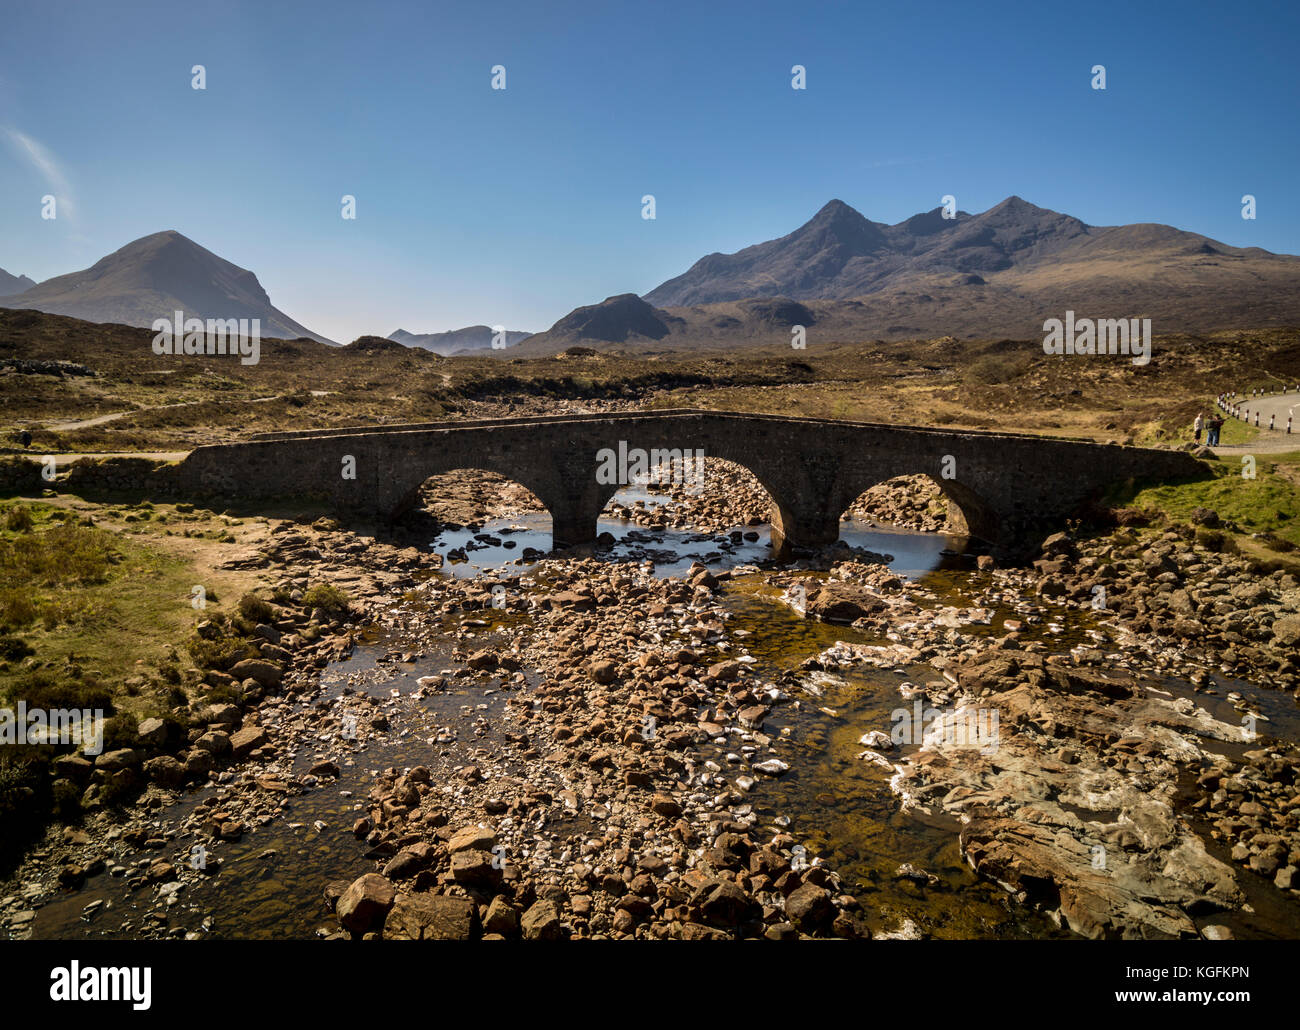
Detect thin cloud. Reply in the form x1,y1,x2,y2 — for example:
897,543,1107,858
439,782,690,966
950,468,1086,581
3,126,76,220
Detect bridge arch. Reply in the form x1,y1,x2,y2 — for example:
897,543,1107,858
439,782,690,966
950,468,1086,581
833,472,997,544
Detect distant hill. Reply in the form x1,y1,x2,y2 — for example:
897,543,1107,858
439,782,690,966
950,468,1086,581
513,196,1300,353
0,231,335,344
0,268,37,297
388,325,532,356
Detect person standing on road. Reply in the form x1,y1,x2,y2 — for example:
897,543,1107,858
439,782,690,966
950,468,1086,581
1193,412,1204,443
1208,414,1223,446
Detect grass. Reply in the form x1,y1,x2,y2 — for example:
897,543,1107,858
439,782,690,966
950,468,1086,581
1111,453,1300,547
0,498,253,719
303,582,350,613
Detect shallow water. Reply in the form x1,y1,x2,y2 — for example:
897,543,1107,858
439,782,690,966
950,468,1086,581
20,510,1300,940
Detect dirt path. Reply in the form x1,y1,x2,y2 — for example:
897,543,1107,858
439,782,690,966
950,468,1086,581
44,394,286,433
7,451,191,467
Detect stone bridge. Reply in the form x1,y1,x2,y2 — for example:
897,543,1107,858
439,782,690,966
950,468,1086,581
174,410,1202,557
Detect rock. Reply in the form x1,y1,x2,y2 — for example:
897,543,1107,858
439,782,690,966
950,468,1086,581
136,717,169,749
650,793,682,818
786,883,834,934
483,896,520,937
93,749,140,772
521,899,563,940
805,583,885,624
467,649,498,671
142,756,185,787
229,658,283,688
230,725,269,759
448,826,496,853
384,893,476,940
53,754,94,781
1041,532,1080,559
1271,614,1300,648
336,873,396,934
450,850,503,890
194,731,231,755
184,749,214,777
382,850,425,880
699,879,757,927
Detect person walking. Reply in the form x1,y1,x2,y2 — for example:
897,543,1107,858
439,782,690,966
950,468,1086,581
1193,412,1204,444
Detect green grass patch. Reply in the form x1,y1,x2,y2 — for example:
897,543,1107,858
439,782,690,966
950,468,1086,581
303,582,350,614
1112,456,1300,545
0,501,216,716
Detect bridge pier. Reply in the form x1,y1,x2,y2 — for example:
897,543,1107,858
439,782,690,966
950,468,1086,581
545,490,605,551
769,496,841,558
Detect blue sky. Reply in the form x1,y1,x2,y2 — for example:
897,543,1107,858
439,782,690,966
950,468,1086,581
1,0,1297,343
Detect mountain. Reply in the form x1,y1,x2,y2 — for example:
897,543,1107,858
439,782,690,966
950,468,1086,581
0,268,37,297
0,231,335,344
542,294,682,344
512,196,1300,354
642,193,1300,309
388,325,532,356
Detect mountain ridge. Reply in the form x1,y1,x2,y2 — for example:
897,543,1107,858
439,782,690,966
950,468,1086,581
0,268,37,297
0,231,334,345
511,196,1300,354
388,325,532,356
642,196,1292,308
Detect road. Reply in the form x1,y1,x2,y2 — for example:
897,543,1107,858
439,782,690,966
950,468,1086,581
1215,389,1300,454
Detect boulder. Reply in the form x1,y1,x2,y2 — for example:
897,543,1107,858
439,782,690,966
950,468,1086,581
785,882,833,934
229,659,283,688
521,899,563,940
230,725,269,759
384,893,476,940
336,873,396,934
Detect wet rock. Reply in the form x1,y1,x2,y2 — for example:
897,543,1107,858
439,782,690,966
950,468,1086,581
805,583,885,624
